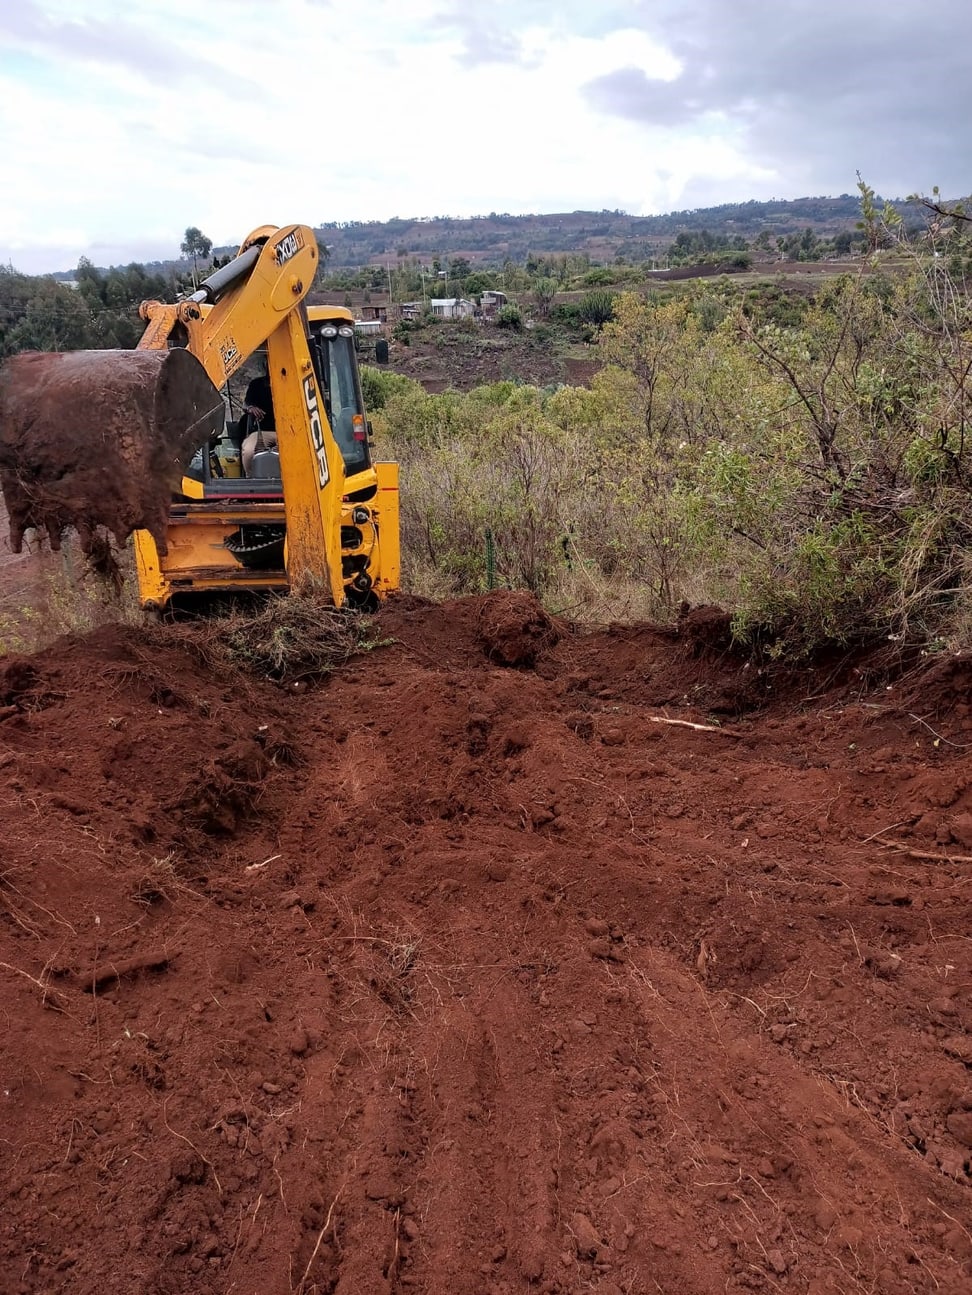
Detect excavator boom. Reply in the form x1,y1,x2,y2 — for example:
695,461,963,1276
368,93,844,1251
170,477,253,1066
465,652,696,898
0,224,400,610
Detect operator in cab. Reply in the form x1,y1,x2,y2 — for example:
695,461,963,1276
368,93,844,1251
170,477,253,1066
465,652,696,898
238,373,277,475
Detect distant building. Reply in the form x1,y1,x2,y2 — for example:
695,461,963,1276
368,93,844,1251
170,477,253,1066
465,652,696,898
312,289,392,313
399,301,422,321
360,304,388,323
354,319,382,336
478,289,508,319
429,297,475,319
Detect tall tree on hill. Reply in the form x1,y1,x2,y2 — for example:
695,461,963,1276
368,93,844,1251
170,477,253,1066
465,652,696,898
180,226,213,288
310,238,333,288
449,256,471,283
532,276,557,318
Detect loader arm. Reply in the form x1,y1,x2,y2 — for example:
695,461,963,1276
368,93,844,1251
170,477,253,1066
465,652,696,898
266,309,346,599
135,225,347,604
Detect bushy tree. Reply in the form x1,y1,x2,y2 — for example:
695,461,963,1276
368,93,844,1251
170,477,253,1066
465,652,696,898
532,277,556,318
0,256,178,357
180,226,213,287
6,279,93,352
496,303,523,331
578,290,615,327
359,364,414,411
0,266,47,355
464,271,495,297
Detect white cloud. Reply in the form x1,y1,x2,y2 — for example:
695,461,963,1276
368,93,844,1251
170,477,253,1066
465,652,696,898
0,0,966,272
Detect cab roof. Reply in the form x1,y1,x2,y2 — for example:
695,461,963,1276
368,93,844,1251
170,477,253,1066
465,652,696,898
308,305,354,324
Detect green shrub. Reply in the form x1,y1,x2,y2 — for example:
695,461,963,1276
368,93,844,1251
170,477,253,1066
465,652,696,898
551,302,582,326
582,267,619,287
577,290,615,326
359,365,416,411
374,194,972,655
496,303,523,331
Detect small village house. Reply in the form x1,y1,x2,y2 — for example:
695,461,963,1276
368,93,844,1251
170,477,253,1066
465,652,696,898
429,297,475,319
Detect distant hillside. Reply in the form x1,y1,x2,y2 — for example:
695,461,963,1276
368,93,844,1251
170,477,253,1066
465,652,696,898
47,193,925,281
312,195,910,269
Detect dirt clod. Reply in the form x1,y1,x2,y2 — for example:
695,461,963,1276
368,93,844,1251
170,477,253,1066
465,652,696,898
570,1212,603,1258
477,590,560,667
766,1248,789,1274
677,602,734,655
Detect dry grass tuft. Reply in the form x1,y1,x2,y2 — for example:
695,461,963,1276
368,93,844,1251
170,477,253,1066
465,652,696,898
144,593,391,683
0,534,141,653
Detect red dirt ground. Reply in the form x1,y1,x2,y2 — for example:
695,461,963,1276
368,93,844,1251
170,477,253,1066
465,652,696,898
384,331,575,393
2,591,972,1294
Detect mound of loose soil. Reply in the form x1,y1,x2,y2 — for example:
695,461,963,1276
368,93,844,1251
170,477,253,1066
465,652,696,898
3,592,972,1293
676,602,734,655
0,349,223,558
477,589,561,667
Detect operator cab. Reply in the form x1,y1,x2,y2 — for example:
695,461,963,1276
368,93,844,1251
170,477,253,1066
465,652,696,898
179,306,379,588
184,307,373,496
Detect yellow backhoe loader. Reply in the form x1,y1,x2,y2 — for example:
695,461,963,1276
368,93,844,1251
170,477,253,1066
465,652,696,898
0,223,399,611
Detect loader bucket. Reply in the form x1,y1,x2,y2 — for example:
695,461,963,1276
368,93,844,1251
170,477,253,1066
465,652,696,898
0,348,224,557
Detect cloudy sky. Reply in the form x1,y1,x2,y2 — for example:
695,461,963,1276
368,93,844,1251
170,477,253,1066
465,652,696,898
1,0,969,273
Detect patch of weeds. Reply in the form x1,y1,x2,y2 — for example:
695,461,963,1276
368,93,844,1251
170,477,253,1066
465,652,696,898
148,594,394,683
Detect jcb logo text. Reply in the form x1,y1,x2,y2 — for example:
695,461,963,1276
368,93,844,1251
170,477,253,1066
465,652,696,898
304,376,329,488
274,230,303,266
